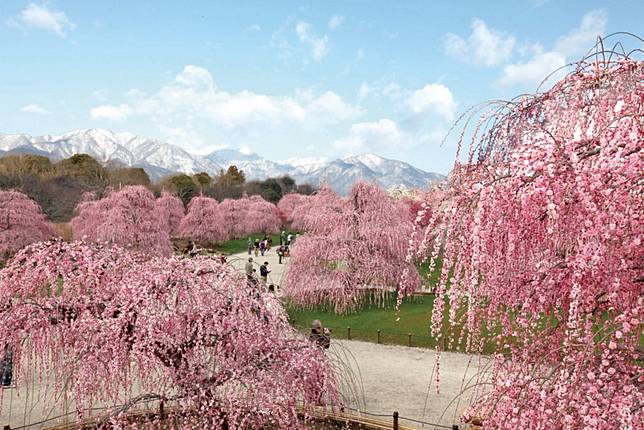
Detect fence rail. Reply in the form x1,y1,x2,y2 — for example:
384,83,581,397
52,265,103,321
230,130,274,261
293,323,447,349
3,402,462,430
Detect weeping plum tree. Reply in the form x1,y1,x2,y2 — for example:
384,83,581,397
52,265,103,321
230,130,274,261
284,182,421,313
70,185,172,256
245,195,281,235
0,241,339,428
155,191,184,236
218,197,248,239
290,186,343,233
0,189,57,258
277,193,309,224
405,49,643,428
177,195,227,244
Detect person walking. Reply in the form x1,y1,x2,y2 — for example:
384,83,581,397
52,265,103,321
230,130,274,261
277,245,284,264
245,257,253,276
259,240,266,256
260,261,270,285
287,233,293,246
247,237,253,255
280,230,286,245
254,238,260,257
267,236,273,251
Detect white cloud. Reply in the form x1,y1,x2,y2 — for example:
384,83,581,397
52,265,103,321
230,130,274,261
247,24,262,32
8,3,75,38
357,80,402,101
20,104,51,115
357,83,371,100
497,51,566,88
554,9,607,58
382,82,401,98
406,84,457,121
445,19,515,66
333,119,402,152
90,65,360,133
328,15,345,30
296,21,329,62
90,104,131,121
308,91,363,120
496,10,605,89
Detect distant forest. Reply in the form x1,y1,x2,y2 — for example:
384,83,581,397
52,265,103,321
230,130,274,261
0,153,315,222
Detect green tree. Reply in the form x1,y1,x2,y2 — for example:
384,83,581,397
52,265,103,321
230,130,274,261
55,154,108,186
108,167,151,188
161,174,198,205
192,172,212,190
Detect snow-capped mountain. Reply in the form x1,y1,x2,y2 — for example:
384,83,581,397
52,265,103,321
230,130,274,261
0,129,444,193
0,129,221,180
208,149,443,194
207,150,292,179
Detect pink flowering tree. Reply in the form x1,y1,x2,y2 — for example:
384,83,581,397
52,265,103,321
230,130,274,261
244,195,281,234
0,190,57,258
0,241,339,428
277,193,309,224
70,185,172,256
406,54,643,428
284,182,421,313
218,198,249,239
177,195,228,244
290,186,344,233
155,191,184,236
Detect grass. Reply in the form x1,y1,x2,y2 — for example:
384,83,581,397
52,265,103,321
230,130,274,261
213,233,283,255
286,294,439,348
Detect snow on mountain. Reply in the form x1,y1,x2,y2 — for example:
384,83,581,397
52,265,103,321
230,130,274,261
0,129,221,180
207,149,292,180
0,129,445,193
289,154,444,195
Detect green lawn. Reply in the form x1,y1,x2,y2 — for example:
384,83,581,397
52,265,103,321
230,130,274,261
214,233,283,255
286,294,439,348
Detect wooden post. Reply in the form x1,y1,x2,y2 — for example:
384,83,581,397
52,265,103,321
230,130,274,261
408,333,412,347
4,425,12,430
452,425,459,430
393,411,399,430
377,329,381,344
347,326,351,340
159,400,165,419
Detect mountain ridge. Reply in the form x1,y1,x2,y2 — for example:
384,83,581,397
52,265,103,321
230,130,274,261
0,129,444,195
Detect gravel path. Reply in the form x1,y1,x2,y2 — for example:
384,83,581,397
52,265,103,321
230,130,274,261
329,339,486,428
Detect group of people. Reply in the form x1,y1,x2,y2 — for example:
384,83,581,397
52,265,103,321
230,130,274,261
247,231,298,264
245,257,274,290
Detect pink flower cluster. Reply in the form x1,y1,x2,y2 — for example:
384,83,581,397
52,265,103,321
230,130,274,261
178,194,281,244
71,186,175,256
0,189,57,258
0,240,339,428
407,59,643,429
284,182,422,313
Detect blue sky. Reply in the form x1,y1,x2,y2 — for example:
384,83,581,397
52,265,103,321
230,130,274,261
1,1,641,173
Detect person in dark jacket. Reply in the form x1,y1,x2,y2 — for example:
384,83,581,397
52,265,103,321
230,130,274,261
309,320,330,349
260,261,270,285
